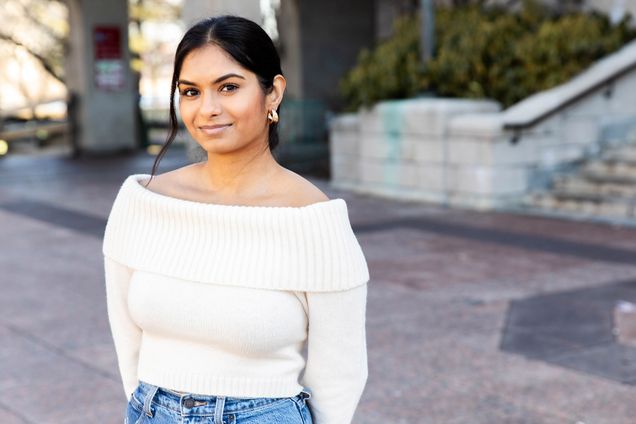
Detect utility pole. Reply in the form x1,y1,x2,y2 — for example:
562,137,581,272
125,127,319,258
420,0,435,64
610,0,627,25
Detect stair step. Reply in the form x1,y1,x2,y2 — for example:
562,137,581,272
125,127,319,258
550,190,627,203
580,169,636,185
583,161,636,176
603,147,636,162
526,138,636,221
528,192,636,217
599,157,636,167
531,189,634,204
553,178,636,197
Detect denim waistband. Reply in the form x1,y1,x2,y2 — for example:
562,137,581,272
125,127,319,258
134,380,312,417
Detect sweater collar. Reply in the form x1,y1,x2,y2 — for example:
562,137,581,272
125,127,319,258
102,174,370,292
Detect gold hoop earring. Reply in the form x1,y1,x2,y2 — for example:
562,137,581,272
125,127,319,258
267,109,279,124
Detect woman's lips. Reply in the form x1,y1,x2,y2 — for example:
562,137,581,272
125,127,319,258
199,124,231,135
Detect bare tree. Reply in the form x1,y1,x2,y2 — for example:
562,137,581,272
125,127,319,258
0,0,68,84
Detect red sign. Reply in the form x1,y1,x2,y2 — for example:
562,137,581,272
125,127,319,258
94,26,122,60
93,26,125,91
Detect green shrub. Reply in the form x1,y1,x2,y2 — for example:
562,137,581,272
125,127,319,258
513,13,633,99
339,2,636,111
339,15,423,111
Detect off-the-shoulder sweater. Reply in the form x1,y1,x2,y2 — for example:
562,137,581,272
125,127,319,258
102,174,370,424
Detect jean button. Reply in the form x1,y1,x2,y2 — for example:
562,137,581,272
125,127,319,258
184,398,195,408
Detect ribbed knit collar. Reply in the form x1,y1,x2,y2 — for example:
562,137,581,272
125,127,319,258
102,174,370,292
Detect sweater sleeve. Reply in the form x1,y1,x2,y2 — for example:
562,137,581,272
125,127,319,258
300,282,368,424
104,255,142,400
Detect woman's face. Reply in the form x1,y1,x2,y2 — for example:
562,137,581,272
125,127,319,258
177,43,280,155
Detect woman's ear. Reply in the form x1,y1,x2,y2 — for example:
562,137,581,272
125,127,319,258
267,74,286,110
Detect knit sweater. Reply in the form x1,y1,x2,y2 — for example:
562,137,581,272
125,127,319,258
102,173,370,424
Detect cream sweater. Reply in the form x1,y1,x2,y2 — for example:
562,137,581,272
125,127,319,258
102,174,370,424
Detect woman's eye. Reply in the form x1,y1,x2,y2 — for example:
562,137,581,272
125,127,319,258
180,88,198,97
220,84,238,93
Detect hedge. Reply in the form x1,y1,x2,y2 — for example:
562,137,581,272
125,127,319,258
340,2,636,111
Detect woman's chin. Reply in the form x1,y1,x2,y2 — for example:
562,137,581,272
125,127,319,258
195,138,246,155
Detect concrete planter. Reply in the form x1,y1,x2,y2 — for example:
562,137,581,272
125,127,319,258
329,40,636,211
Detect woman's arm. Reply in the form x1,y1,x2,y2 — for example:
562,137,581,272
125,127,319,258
300,283,368,424
104,255,142,400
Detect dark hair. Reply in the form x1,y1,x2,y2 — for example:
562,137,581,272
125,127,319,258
146,15,284,184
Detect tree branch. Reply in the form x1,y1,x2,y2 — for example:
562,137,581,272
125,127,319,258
15,0,67,45
0,32,65,85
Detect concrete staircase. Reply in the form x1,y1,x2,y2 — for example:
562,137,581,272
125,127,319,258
526,138,636,221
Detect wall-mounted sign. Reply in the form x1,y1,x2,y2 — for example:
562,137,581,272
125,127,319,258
94,26,125,91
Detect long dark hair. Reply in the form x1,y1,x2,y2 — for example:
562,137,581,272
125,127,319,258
146,15,284,185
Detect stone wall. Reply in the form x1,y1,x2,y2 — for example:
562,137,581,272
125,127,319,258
330,99,505,209
329,40,636,210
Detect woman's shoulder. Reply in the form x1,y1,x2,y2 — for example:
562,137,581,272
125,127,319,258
275,168,330,207
138,163,198,200
137,163,330,208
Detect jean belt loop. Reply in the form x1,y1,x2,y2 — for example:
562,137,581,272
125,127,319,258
143,383,160,417
214,395,226,424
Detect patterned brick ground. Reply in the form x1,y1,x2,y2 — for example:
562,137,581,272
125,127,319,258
2,147,636,423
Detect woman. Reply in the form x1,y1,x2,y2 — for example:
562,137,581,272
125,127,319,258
103,15,370,424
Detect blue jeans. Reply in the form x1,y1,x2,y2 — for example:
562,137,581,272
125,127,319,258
125,380,314,424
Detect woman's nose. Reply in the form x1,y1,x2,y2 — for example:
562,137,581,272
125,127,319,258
199,91,221,116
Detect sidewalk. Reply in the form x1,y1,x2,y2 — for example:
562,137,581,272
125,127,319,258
1,148,636,423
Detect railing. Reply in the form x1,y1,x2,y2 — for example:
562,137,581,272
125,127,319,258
0,121,69,141
0,96,71,155
502,39,636,131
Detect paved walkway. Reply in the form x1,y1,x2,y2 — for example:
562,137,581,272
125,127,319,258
1,147,636,423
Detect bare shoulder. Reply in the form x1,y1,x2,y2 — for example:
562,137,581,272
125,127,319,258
140,163,198,198
277,168,330,207
139,163,329,207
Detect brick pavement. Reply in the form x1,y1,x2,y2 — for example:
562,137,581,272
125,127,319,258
1,147,636,423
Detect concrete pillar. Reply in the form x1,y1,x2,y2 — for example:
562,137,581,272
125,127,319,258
65,0,137,154
278,0,375,109
181,0,262,27
278,0,302,99
375,0,418,40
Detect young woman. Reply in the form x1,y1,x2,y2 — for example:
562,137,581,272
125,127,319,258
103,15,370,424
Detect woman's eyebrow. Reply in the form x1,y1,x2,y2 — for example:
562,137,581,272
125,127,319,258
213,73,246,84
177,79,197,86
177,73,246,87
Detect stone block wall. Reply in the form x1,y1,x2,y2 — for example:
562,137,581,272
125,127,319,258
329,40,636,210
330,99,503,207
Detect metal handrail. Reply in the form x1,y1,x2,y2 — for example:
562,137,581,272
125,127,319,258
502,40,636,131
